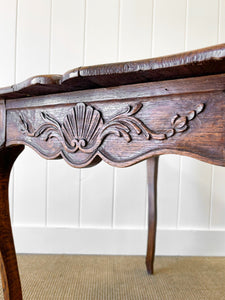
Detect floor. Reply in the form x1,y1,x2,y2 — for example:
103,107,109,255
0,255,225,299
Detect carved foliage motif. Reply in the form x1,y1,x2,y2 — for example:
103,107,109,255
19,102,205,154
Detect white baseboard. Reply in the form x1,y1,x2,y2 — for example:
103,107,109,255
13,226,225,256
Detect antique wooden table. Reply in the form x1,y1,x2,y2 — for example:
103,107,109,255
0,44,224,299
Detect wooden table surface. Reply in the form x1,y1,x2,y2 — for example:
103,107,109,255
0,43,224,299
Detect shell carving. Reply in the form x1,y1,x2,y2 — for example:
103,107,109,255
20,102,205,154
61,104,104,153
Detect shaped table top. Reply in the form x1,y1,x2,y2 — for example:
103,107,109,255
0,43,225,100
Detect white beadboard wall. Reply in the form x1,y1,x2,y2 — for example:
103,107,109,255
0,0,225,255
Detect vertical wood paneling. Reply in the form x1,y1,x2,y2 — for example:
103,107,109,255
0,0,17,86
219,0,225,42
0,0,17,220
157,156,180,228
80,0,119,227
114,0,153,229
178,0,219,229
47,0,85,227
210,166,225,228
47,160,81,227
153,0,187,57
179,158,212,228
209,0,225,230
84,0,119,65
186,0,219,49
114,163,147,228
15,0,51,81
119,0,153,61
152,0,186,229
14,148,47,225
50,0,85,73
80,163,114,227
13,0,51,225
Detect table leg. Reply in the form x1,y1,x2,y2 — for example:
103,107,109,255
146,156,159,275
0,146,24,300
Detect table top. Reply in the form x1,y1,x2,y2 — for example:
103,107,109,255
1,43,225,100
1,43,224,169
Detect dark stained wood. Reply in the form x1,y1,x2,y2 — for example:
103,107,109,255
0,146,24,300
1,43,225,100
6,74,225,168
146,156,159,274
5,72,225,109
0,44,224,296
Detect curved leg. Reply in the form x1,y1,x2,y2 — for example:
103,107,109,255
146,156,159,275
0,145,24,300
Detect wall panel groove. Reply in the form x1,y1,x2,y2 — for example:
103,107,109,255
47,0,85,227
14,0,51,226
80,0,119,228
0,0,18,224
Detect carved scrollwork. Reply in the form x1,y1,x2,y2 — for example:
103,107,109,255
19,102,205,154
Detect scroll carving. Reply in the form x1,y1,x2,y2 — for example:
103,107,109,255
19,102,205,155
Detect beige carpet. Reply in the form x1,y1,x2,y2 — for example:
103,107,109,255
0,255,225,299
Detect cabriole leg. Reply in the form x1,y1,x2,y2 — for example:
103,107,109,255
146,156,159,275
0,146,24,300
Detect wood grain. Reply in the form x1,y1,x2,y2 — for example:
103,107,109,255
0,43,225,99
146,156,159,274
6,75,225,168
0,43,224,297
0,145,24,300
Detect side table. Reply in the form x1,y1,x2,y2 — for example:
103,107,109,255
0,44,224,299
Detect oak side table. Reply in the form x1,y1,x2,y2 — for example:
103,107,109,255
0,44,224,299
